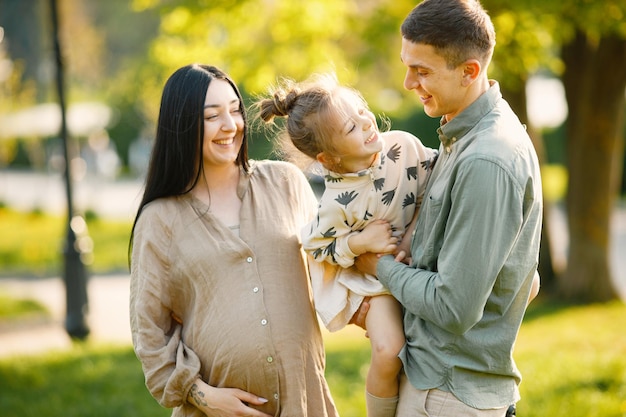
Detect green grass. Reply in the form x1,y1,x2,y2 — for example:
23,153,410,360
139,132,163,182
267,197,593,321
515,300,626,417
0,344,171,417
3,300,624,417
324,326,371,415
0,292,49,325
0,208,131,276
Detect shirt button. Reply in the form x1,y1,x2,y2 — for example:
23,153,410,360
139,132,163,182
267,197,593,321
261,319,267,325
267,356,273,363
273,393,279,400
246,257,253,263
253,287,259,293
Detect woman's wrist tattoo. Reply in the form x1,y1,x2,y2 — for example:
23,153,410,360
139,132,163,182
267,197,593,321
190,383,208,406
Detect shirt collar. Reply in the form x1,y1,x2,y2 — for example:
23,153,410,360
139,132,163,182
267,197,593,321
437,80,502,152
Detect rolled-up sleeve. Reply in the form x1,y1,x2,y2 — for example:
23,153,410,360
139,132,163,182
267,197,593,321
130,208,201,408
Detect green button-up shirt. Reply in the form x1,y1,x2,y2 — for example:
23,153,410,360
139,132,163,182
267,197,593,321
377,81,543,409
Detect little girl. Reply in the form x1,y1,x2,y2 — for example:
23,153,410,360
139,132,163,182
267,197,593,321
257,73,437,417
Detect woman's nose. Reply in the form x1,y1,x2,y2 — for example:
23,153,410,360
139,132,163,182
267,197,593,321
221,114,237,131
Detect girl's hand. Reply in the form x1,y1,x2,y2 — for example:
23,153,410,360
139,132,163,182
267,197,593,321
349,219,398,255
188,379,273,417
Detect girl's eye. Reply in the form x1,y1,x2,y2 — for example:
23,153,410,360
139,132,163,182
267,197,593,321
347,124,356,134
230,107,241,114
204,114,218,120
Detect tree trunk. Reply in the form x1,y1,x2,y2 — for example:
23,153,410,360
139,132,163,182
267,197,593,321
501,85,557,293
560,30,626,302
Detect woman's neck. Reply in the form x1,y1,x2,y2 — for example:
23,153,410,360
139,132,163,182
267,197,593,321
201,163,240,193
192,163,242,226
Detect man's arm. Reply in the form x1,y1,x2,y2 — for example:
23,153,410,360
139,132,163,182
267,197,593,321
375,159,526,334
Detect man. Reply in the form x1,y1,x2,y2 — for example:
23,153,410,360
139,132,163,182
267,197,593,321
355,0,542,416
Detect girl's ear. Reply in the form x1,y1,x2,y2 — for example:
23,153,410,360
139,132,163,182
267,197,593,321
316,152,330,165
316,152,339,170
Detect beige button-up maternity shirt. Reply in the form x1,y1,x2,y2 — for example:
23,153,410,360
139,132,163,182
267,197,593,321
130,160,338,417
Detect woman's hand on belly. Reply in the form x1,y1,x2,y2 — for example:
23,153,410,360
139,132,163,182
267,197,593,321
188,378,272,417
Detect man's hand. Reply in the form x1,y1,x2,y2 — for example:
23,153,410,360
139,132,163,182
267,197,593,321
354,251,382,276
394,249,411,265
348,297,371,331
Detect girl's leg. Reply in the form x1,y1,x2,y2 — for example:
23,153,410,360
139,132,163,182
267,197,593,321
365,294,404,417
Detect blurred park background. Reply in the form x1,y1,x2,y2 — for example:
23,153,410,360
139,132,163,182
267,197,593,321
0,0,625,416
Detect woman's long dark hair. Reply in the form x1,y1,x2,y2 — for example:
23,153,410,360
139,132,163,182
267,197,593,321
128,64,249,266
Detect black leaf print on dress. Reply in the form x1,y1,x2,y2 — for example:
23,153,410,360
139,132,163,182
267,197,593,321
374,178,385,191
312,248,323,259
363,210,373,221
335,191,358,208
387,143,401,162
402,192,416,208
321,227,337,239
323,240,337,263
325,174,343,183
382,188,396,205
406,166,417,180
421,154,438,171
344,219,357,229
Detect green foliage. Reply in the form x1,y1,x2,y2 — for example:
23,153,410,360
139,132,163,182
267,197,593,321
489,10,563,91
541,164,568,202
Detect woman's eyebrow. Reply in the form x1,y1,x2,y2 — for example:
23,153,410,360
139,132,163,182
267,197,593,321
204,99,240,109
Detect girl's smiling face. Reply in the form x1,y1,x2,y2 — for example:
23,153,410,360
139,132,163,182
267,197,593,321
321,88,382,173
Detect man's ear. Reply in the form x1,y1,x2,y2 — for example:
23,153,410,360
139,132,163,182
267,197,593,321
461,59,482,87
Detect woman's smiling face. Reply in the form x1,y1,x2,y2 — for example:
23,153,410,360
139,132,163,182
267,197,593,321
201,79,245,168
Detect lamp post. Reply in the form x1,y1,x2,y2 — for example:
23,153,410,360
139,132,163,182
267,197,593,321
50,0,90,339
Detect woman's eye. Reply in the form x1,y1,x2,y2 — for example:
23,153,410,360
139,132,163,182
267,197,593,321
347,124,356,134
